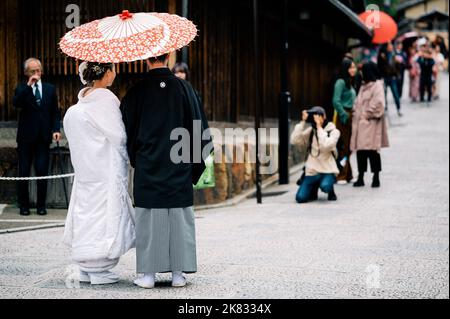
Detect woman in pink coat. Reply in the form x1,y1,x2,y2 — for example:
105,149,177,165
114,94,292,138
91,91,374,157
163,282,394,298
408,46,421,102
351,62,390,188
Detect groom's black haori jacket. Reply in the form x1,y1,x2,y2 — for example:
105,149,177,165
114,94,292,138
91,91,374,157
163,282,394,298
120,68,212,209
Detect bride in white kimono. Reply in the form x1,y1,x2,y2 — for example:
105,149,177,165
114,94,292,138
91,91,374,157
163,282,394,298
63,62,135,285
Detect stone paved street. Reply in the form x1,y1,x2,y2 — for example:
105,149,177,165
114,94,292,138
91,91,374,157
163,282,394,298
0,75,448,299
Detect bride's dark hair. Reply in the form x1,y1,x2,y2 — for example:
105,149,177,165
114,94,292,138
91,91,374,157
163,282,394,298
82,62,114,84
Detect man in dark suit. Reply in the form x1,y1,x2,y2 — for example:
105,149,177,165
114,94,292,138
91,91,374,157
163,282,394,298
13,58,61,216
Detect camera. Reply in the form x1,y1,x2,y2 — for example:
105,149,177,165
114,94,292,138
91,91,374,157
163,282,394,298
306,106,326,127
306,111,318,125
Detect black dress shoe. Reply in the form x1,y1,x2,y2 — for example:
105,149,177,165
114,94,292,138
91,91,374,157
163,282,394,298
37,208,48,216
20,208,31,216
372,174,381,188
328,190,338,201
372,178,381,188
309,191,319,202
353,179,365,187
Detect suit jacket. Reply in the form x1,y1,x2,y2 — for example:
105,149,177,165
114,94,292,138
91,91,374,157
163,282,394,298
13,82,61,144
121,68,212,209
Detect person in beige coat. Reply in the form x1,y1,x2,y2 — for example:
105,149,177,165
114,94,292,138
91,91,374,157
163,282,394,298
291,107,341,203
351,62,390,188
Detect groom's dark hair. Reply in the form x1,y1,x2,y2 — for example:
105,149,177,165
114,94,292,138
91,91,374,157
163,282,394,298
148,54,169,64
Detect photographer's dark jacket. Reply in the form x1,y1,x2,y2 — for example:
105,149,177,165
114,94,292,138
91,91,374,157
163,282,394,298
13,82,61,144
120,68,211,209
291,121,341,176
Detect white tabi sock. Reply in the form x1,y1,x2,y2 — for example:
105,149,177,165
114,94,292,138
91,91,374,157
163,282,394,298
134,273,156,289
172,271,187,287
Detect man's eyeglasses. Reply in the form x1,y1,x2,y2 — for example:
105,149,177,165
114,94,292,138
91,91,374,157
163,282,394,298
28,69,42,75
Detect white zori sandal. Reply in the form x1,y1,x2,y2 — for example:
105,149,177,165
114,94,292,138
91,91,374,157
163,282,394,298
79,270,120,285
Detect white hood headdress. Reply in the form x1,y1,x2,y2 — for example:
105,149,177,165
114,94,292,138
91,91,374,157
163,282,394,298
78,61,88,85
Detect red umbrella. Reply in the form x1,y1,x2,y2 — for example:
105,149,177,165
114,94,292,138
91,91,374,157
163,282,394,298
359,10,398,44
397,31,420,42
60,10,197,63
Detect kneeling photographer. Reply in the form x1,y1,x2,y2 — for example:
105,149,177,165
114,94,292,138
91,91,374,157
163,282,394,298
291,107,341,203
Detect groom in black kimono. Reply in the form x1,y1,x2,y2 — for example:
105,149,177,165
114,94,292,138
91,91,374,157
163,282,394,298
121,53,211,289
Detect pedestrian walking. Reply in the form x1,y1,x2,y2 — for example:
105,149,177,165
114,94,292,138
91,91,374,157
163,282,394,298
378,42,403,117
63,62,136,285
121,54,211,289
291,107,341,203
351,62,390,188
408,45,421,103
417,46,436,104
432,45,445,100
433,35,448,61
394,41,408,99
332,58,357,185
12,58,61,216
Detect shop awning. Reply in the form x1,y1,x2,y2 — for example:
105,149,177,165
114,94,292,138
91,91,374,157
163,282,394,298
327,0,373,42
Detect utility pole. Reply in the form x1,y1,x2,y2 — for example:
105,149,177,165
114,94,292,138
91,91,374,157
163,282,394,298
279,0,291,185
253,0,262,204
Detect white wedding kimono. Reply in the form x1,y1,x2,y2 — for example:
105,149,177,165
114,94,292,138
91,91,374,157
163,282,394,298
63,88,135,273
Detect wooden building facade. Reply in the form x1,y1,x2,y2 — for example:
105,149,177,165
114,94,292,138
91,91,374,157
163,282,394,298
0,0,173,123
0,0,372,125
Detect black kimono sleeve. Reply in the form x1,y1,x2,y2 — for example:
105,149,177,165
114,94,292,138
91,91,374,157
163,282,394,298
179,80,213,185
120,92,139,168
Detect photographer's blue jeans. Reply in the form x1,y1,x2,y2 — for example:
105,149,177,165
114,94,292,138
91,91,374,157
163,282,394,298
384,77,402,111
296,174,336,203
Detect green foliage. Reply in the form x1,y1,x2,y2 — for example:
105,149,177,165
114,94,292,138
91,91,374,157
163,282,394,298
365,0,402,17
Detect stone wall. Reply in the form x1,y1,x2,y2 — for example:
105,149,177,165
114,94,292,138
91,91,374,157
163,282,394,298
0,124,18,204
0,147,18,204
193,140,303,206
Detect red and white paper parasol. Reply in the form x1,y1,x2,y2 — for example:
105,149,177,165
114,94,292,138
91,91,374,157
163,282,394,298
60,10,197,63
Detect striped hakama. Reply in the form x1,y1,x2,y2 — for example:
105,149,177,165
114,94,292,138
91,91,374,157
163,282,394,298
135,207,197,274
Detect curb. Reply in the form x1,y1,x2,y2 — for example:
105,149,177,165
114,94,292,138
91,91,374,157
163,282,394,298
0,223,65,235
